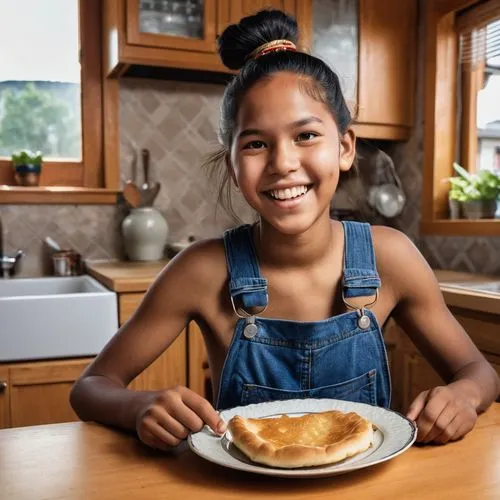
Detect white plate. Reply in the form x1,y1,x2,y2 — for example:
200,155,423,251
188,398,417,478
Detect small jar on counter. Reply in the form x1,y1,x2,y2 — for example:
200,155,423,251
52,250,82,277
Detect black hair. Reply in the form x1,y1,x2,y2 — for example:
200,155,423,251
205,9,354,221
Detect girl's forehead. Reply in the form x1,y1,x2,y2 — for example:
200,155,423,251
236,72,333,127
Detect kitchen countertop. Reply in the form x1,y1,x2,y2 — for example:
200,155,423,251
85,259,169,292
436,270,500,315
0,404,499,500
86,260,500,314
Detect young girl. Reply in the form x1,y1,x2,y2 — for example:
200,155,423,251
71,9,499,450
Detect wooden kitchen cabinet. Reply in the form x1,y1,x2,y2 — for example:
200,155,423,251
400,353,443,411
220,0,312,48
0,359,93,429
355,0,417,140
104,0,312,76
126,0,218,54
187,321,212,401
0,366,9,429
104,1,415,139
314,0,417,140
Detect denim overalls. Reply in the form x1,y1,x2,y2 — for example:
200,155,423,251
216,221,391,411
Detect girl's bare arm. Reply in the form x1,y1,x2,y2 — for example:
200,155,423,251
374,226,500,443
70,240,226,443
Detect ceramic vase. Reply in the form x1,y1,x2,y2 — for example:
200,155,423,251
121,207,168,261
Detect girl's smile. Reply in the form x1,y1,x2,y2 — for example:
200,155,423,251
262,184,313,213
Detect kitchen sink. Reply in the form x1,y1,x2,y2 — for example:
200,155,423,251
0,275,118,362
440,281,500,296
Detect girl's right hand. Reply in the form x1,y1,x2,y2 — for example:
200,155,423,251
135,385,226,450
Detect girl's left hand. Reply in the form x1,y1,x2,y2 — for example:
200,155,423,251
406,385,478,444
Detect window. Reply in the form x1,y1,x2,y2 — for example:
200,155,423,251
421,0,500,235
0,0,82,161
458,14,500,173
0,0,118,204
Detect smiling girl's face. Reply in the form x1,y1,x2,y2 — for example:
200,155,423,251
229,71,356,235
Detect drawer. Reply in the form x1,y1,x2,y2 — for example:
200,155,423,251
119,293,145,325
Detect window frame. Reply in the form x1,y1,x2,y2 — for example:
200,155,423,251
421,0,500,236
0,0,119,204
459,57,484,174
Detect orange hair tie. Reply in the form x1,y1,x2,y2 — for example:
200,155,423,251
246,39,297,61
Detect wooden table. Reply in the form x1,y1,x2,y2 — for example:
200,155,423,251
1,405,499,500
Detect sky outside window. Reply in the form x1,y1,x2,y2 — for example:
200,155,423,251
0,0,81,159
0,0,80,83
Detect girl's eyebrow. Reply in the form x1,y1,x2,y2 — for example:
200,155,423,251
236,116,324,139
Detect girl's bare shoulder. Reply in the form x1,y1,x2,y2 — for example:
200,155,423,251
163,237,228,288
144,237,229,314
370,225,438,300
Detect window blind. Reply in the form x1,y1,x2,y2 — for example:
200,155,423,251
460,19,500,66
457,1,500,67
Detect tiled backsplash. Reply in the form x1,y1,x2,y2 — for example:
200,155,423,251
1,0,499,277
119,79,254,244
0,204,121,276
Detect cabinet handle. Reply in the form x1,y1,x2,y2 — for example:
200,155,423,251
0,381,7,392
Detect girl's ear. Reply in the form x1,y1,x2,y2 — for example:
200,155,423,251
339,128,356,172
225,152,239,189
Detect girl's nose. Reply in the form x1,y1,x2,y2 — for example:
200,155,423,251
267,141,300,175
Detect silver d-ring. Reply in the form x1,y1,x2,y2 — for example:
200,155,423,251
230,294,268,319
342,288,379,311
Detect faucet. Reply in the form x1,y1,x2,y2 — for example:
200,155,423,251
0,213,24,278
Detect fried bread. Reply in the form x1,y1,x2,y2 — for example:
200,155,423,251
228,409,373,468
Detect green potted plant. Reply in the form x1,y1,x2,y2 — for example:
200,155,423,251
447,163,500,219
11,150,43,186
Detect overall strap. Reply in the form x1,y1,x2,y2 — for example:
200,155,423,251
341,221,381,299
223,224,268,310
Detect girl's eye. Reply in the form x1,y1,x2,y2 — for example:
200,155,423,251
243,140,266,150
296,132,318,142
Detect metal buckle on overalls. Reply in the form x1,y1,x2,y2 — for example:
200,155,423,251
229,295,266,339
341,289,378,330
230,294,268,319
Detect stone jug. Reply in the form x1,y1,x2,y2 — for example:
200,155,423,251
121,207,168,261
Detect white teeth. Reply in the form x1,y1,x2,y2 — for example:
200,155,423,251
270,185,308,200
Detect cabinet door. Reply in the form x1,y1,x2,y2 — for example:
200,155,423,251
311,0,358,107
9,359,93,428
119,292,146,325
129,332,187,390
226,0,291,22
356,0,417,136
187,321,212,401
127,0,217,53
219,0,312,49
0,366,9,429
402,353,444,412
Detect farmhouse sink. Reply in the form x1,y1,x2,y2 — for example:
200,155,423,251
440,281,500,296
0,275,118,362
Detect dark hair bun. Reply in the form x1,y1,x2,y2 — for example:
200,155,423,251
217,9,298,70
